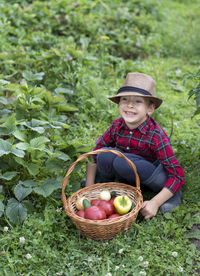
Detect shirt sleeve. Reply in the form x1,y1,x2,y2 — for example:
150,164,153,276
154,135,185,193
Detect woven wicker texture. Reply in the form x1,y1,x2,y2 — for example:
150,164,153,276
62,149,143,240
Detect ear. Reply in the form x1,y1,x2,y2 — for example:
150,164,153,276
147,103,155,116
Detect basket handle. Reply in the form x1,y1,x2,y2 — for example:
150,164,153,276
62,149,141,207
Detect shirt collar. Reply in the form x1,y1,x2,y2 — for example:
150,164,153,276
120,117,150,134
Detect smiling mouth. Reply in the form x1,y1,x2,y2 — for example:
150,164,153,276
125,111,136,116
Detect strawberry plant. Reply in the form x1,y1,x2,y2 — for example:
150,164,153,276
0,77,85,223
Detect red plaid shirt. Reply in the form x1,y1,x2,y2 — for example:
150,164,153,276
93,117,185,193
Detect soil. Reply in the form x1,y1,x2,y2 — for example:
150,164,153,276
188,224,200,275
189,224,200,251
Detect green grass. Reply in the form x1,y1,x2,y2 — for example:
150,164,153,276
1,201,200,275
0,0,200,275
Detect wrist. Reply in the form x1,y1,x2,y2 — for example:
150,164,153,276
150,197,161,209
151,187,174,207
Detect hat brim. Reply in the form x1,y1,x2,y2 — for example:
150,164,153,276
108,91,163,109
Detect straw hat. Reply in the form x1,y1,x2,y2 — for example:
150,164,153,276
109,72,163,109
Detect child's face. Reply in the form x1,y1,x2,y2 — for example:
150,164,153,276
118,95,155,129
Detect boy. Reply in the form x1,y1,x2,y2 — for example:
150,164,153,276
85,72,185,219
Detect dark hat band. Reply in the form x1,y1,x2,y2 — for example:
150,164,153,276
117,86,152,96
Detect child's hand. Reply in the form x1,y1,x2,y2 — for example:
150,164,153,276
141,188,174,219
140,200,159,219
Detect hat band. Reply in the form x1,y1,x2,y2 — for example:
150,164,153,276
117,86,152,96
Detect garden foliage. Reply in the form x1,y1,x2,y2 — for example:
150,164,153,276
1,0,182,224
0,0,200,275
184,68,200,117
0,0,199,223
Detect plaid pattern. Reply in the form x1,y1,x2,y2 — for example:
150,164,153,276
93,117,185,193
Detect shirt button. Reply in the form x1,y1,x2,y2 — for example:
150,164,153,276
130,131,132,134
126,147,130,150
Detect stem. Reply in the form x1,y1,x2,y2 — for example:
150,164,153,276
120,196,127,207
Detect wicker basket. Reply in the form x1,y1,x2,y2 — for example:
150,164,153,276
62,149,143,240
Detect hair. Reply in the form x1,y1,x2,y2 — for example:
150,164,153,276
143,98,155,107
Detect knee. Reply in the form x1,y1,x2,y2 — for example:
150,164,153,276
143,164,168,192
97,151,116,170
113,157,129,173
113,157,136,184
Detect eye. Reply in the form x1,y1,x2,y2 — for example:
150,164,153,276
120,97,128,102
135,97,144,104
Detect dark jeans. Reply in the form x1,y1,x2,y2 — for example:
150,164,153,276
95,147,182,212
95,147,167,192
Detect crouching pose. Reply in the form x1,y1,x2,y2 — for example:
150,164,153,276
85,72,185,219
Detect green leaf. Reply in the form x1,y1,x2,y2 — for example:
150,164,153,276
54,87,74,95
163,213,173,220
28,125,45,134
73,142,91,153
26,163,40,176
23,71,33,80
11,148,25,158
53,176,63,190
0,171,17,180
191,213,200,224
14,156,25,166
30,136,50,148
0,116,16,134
33,179,55,197
56,104,79,112
185,230,200,240
13,158,40,176
49,121,70,129
0,96,9,105
29,103,43,109
6,198,27,224
15,142,29,150
0,194,4,201
31,119,48,127
20,180,38,188
0,185,4,194
6,83,21,92
0,108,11,117
0,79,10,85
55,151,71,161
0,139,25,157
19,120,46,134
0,160,9,171
0,139,12,156
170,81,184,92
22,71,45,81
44,159,63,173
43,148,53,155
13,129,27,142
0,199,4,217
51,95,65,104
14,184,32,201
30,97,45,104
22,200,34,214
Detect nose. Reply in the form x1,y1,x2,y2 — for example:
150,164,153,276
127,100,135,107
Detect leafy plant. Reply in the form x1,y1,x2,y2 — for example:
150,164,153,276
184,68,200,117
0,78,84,223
